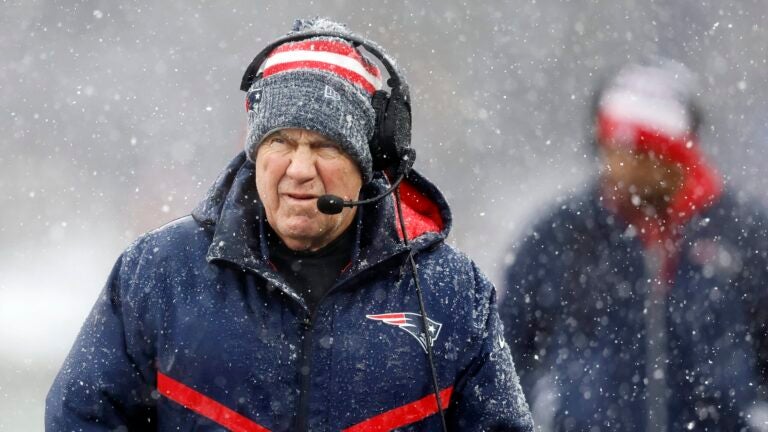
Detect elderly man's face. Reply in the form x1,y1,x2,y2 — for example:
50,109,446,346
255,128,362,251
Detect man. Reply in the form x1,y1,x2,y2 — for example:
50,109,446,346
500,60,768,431
46,18,533,431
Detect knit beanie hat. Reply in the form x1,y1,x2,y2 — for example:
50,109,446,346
244,18,382,183
595,59,702,166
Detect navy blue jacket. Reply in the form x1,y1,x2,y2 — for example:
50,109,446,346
47,153,533,431
500,183,768,431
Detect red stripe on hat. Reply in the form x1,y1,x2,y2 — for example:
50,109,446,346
596,111,698,167
264,60,377,94
342,387,453,432
271,39,381,78
157,372,270,432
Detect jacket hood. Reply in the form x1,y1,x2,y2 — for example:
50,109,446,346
191,152,452,293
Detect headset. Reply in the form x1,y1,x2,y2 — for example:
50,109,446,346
240,30,448,431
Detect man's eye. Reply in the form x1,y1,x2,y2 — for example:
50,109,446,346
268,137,289,147
315,142,341,152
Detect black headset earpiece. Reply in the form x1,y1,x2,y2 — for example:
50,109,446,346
368,90,393,171
380,83,412,172
239,30,413,176
369,86,412,172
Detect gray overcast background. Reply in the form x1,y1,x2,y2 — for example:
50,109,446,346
2,0,767,429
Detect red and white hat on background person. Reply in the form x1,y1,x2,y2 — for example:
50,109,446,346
595,59,703,167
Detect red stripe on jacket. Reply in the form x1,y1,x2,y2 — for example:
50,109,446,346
157,372,270,432
343,386,453,432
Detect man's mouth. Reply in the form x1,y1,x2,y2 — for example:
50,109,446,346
283,193,318,201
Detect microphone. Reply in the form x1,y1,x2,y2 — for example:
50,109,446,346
316,149,414,215
316,172,406,215
316,195,347,215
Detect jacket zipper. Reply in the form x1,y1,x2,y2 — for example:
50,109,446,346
295,314,314,431
293,262,357,431
292,258,406,430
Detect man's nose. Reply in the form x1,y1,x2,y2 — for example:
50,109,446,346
285,145,317,181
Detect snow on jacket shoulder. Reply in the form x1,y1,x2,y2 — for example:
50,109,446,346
46,152,533,432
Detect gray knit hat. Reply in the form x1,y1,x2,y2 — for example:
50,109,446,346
244,19,382,183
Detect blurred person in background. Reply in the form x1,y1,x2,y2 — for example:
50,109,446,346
500,59,768,431
46,18,533,431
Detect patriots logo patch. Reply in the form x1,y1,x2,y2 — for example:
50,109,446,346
366,313,442,353
245,88,263,112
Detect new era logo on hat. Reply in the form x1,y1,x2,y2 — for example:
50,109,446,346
324,85,341,101
262,39,383,94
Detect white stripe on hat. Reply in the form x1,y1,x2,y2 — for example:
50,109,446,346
263,50,383,91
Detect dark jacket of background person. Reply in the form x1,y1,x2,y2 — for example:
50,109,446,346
46,153,534,431
501,181,768,431
500,60,768,432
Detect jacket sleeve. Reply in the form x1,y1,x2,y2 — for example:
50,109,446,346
45,254,156,431
448,264,534,432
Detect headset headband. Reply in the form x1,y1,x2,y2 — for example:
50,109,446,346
239,29,409,99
